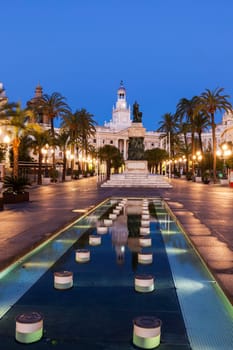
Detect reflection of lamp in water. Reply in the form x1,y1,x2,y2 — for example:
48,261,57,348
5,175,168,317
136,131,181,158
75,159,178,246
111,230,128,264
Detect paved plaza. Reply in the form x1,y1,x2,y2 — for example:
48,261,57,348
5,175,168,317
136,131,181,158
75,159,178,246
0,177,232,304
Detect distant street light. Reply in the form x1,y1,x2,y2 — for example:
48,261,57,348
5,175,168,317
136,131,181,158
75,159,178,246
217,143,232,178
192,151,203,177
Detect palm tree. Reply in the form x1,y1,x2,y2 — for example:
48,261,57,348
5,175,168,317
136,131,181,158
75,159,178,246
61,108,96,173
18,135,35,162
196,88,232,182
29,129,52,185
56,129,70,182
61,111,80,173
177,122,191,162
1,102,36,177
74,109,96,171
144,148,168,174
40,92,70,168
98,145,124,180
176,97,198,173
193,112,210,153
157,113,178,158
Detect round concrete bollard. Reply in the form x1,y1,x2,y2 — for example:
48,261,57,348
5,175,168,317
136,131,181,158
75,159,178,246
133,316,162,349
142,214,150,220
140,227,150,235
15,311,43,344
113,209,120,215
142,205,148,210
109,213,117,220
89,235,101,246
54,271,73,290
104,219,113,226
75,249,90,263
141,220,150,228
134,275,154,293
139,236,152,247
115,205,122,210
138,252,153,264
97,226,108,234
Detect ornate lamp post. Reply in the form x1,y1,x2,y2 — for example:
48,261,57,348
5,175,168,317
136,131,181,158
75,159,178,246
217,143,232,179
192,151,203,180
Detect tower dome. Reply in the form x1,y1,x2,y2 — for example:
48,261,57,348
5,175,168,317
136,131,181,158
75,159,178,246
0,83,7,105
104,81,131,130
35,84,43,98
117,80,126,100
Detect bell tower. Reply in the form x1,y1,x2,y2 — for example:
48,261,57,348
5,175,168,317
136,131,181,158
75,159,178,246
109,81,131,130
0,82,8,106
27,84,49,125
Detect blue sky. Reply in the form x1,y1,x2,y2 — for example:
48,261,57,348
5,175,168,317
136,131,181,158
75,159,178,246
1,0,233,130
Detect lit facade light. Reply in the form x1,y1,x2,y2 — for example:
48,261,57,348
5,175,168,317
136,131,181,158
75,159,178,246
3,135,10,144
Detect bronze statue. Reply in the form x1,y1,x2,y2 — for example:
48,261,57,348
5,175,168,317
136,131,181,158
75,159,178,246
128,137,145,160
128,101,145,160
133,101,142,123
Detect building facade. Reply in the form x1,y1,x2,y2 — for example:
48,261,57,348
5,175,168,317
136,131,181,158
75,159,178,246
1,81,233,167
89,81,161,160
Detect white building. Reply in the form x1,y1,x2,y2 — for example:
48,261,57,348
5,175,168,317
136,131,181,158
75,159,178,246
89,81,161,160
2,81,233,165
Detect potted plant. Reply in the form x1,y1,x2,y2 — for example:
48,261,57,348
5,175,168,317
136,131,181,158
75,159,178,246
202,171,210,184
49,168,59,183
66,168,72,181
186,171,193,181
72,169,80,179
3,175,31,203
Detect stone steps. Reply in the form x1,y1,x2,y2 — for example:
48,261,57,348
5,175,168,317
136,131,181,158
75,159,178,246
101,174,172,188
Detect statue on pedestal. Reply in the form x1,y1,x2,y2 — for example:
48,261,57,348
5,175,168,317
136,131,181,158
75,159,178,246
128,101,145,160
133,101,142,123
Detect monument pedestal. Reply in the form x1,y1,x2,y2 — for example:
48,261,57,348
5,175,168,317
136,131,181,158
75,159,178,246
125,160,148,174
101,106,172,188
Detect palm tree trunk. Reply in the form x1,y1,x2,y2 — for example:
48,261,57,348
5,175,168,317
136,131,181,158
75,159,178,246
70,143,75,175
50,118,56,169
198,132,203,153
191,127,195,174
62,153,67,182
211,113,217,183
106,161,111,180
13,138,20,178
38,151,43,185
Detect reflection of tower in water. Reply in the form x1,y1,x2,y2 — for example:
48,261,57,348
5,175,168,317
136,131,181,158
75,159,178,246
111,229,128,264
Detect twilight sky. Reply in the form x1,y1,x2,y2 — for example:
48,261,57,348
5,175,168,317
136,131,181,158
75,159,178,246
1,0,233,130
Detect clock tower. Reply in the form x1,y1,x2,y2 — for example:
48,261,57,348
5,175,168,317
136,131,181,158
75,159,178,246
105,81,131,130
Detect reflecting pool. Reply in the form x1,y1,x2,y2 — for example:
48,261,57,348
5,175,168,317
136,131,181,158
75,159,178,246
0,197,232,349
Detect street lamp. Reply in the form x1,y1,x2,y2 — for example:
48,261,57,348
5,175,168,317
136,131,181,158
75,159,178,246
217,143,232,178
41,145,49,177
192,151,203,178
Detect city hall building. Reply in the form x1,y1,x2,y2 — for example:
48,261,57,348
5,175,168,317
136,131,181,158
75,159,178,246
89,81,161,160
1,81,233,165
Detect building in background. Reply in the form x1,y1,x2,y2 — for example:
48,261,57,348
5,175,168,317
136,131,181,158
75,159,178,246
89,81,161,159
1,81,233,174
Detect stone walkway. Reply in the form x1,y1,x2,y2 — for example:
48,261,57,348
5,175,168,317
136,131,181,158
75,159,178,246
0,177,232,304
